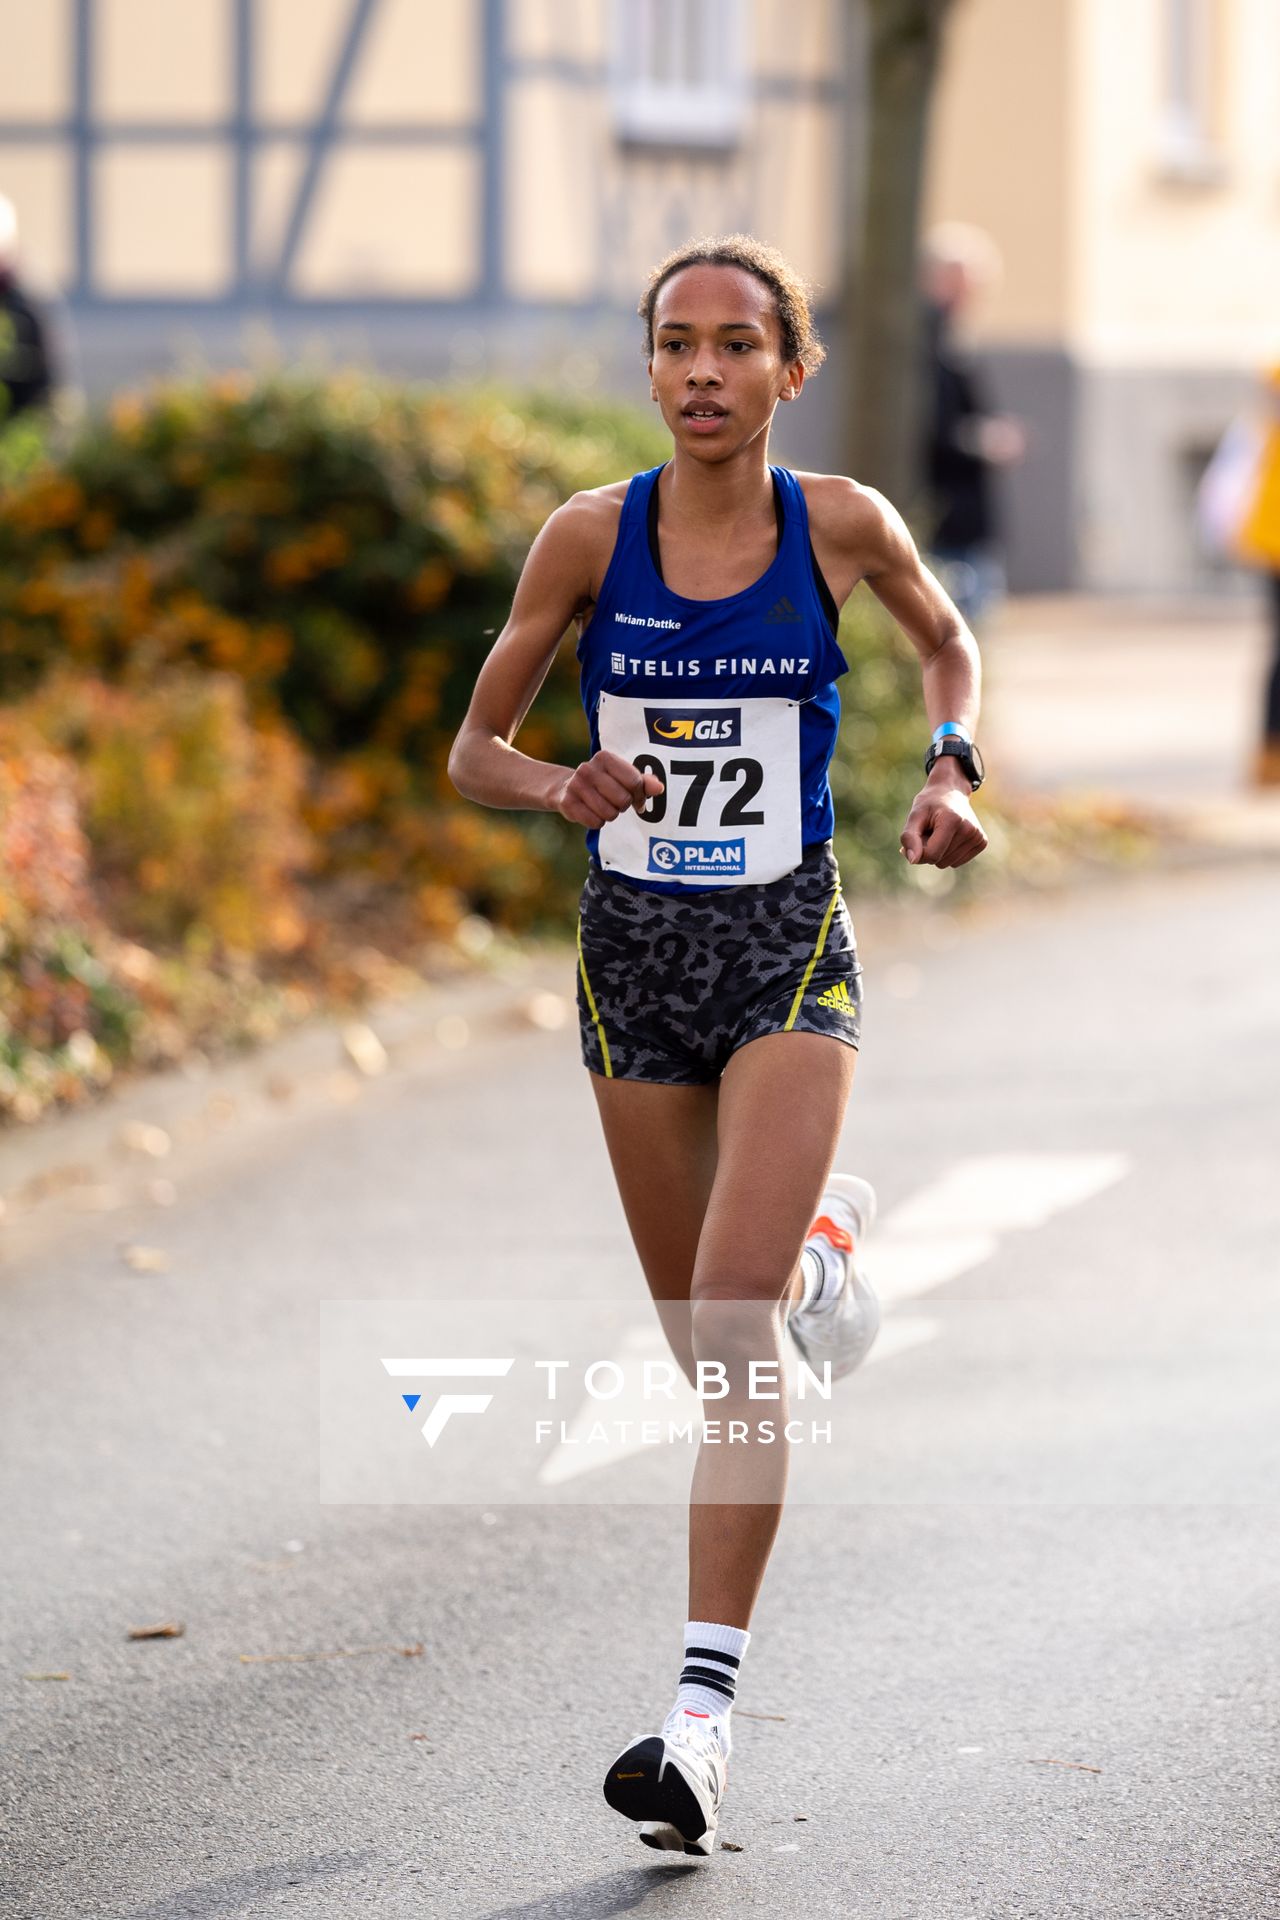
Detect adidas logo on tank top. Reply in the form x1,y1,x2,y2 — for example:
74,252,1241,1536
763,596,802,624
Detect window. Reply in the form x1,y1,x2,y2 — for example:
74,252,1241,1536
610,0,746,149
1155,0,1227,182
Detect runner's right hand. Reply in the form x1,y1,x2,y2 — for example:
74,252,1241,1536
553,751,664,830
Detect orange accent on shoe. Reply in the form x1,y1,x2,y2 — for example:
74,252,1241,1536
683,1709,711,1717
808,1214,854,1253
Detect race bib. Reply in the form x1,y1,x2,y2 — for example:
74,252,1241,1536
596,692,802,886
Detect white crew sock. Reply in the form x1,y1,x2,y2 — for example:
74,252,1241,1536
672,1619,750,1744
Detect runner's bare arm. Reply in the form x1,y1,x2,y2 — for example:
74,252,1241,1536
447,495,664,829
809,476,988,870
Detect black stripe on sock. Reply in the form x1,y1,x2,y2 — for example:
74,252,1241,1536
684,1645,741,1668
679,1667,736,1699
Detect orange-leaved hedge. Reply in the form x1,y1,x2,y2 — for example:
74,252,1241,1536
0,371,669,933
0,667,330,1124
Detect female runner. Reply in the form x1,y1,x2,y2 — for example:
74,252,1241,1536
448,234,987,1856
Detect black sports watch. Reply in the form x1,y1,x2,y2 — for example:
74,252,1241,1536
924,735,985,791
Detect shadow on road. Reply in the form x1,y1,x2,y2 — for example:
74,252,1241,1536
478,1861,704,1918
116,1849,376,1919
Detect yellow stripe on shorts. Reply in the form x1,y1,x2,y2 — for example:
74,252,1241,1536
576,912,613,1076
783,878,843,1031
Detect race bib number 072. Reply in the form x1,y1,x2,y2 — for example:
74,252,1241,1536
595,692,803,885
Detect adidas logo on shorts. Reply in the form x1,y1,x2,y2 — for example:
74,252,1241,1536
816,979,857,1013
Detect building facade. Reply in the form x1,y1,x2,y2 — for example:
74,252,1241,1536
3,0,1279,590
925,0,1280,591
0,0,855,474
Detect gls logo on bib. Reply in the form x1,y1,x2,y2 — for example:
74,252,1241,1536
645,708,741,747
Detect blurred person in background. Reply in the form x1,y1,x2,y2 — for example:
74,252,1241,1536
919,221,1025,628
0,192,56,428
1234,362,1280,787
1197,359,1280,787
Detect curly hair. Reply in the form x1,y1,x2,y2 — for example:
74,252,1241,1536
637,233,826,375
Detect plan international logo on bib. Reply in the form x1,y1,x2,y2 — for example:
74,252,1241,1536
644,707,742,746
648,837,747,878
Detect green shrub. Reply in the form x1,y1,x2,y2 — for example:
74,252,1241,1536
0,734,140,1120
9,666,316,954
829,587,932,894
0,687,329,1125
0,407,52,490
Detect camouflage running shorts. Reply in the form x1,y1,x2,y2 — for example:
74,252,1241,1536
575,839,863,1085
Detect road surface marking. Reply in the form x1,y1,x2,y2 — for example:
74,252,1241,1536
535,1153,1130,1486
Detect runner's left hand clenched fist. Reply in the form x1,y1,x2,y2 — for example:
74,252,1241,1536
899,786,988,870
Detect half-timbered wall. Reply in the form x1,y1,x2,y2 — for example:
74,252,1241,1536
0,0,851,473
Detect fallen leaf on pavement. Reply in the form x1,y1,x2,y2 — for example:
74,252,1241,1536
11,1164,95,1209
72,1185,124,1212
113,941,157,984
119,1244,171,1273
719,1841,743,1852
119,1122,171,1158
515,991,568,1031
342,1023,388,1076
454,915,494,957
127,1622,185,1640
240,1641,424,1664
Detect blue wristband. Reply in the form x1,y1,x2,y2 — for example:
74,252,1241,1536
931,722,972,746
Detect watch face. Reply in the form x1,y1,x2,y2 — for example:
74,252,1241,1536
926,738,984,786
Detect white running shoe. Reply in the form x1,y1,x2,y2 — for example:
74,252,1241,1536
603,1704,727,1856
788,1172,880,1382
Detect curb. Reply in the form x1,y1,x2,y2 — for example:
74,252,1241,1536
0,941,575,1249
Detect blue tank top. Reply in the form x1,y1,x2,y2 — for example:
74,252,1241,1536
576,461,849,894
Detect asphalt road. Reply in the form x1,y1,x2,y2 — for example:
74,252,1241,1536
2,860,1278,1919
